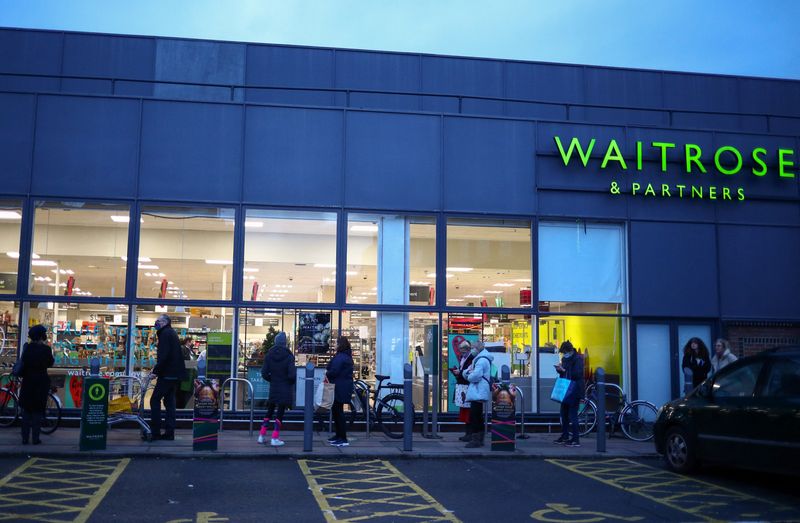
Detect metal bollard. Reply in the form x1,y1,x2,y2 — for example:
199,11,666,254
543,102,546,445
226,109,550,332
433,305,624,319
512,385,529,439
422,373,430,438
596,367,606,453
501,365,510,385
304,363,314,452
403,363,413,452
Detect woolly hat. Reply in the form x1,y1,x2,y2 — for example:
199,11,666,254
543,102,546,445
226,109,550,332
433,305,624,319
28,324,47,341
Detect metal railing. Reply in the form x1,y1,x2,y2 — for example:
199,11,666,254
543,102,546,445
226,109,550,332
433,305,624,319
218,378,254,437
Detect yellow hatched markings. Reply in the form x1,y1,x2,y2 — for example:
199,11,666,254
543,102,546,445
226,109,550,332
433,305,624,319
0,457,129,523
298,459,461,522
547,458,800,523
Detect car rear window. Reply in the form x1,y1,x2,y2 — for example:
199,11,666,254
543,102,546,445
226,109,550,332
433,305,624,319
713,361,764,398
763,357,800,398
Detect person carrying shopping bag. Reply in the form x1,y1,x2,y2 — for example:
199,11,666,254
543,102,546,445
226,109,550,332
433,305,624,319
326,336,354,447
553,340,585,447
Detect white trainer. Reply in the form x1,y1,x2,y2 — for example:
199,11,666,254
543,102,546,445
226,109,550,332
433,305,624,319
271,438,285,447
257,435,265,444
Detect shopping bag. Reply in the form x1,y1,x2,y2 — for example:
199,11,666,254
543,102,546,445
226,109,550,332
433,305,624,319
315,381,335,411
454,383,471,408
550,377,575,403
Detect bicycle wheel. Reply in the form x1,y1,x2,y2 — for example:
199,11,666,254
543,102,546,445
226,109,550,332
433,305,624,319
0,388,19,427
39,392,61,435
375,392,406,439
577,399,597,436
619,400,658,442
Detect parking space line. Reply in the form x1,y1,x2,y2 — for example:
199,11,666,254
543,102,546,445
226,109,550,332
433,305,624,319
547,458,799,522
298,459,460,522
0,457,129,523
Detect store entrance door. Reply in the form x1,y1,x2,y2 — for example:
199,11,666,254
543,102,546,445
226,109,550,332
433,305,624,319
633,320,716,408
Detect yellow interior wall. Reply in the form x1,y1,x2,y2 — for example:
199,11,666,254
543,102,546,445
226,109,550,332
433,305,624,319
538,315,623,384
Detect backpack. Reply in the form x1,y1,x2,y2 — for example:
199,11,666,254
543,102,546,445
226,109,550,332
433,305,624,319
473,355,500,388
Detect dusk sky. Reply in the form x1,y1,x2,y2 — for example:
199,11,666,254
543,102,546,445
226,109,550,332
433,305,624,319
1,0,799,79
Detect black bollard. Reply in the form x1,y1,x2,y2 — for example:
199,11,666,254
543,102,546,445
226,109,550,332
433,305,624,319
304,363,314,452
596,367,606,453
403,363,413,452
501,364,510,385
422,373,430,438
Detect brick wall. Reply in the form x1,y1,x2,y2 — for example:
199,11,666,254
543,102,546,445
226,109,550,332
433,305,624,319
724,322,800,358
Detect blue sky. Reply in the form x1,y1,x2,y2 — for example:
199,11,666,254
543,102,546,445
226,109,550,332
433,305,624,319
1,0,798,79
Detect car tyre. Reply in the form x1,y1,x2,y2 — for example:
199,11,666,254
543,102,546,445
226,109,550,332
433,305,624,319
664,426,696,474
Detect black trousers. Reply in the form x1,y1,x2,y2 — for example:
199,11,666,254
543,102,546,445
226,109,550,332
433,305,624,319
150,378,178,435
468,400,485,436
21,408,42,443
331,400,347,440
560,399,580,441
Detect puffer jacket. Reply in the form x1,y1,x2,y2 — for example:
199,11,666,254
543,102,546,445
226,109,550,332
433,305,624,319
463,349,493,402
711,349,737,374
557,352,585,404
261,332,297,406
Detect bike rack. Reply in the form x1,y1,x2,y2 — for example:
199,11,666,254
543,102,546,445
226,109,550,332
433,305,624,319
353,380,371,438
219,378,254,437
511,385,529,439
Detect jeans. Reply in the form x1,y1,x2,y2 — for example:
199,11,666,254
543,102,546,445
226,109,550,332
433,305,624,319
150,378,178,436
331,400,347,440
560,398,580,441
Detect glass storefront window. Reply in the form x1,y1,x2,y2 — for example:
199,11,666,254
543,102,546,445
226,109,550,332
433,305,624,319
30,201,130,298
138,206,235,301
243,210,337,303
446,218,531,308
346,214,436,306
538,221,626,314
0,200,23,294
0,301,20,379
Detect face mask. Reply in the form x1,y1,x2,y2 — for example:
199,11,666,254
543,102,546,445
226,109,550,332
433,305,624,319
562,351,574,359
470,348,479,356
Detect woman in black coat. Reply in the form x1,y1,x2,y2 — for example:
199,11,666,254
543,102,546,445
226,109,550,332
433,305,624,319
18,325,54,445
326,336,354,447
682,337,711,390
258,332,296,447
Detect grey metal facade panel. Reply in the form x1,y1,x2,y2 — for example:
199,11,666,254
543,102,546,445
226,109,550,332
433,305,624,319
504,100,567,120
0,92,35,194
625,127,715,163
421,95,460,113
537,190,628,219
243,106,343,207
246,45,334,88
244,87,338,106
138,100,243,202
769,117,800,135
0,75,60,91
537,121,626,157
60,78,113,95
536,156,620,192
738,77,800,117
443,117,536,214
461,98,505,116
62,33,155,80
627,194,717,222
335,50,420,91
153,83,234,102
662,72,740,113
718,225,800,319
421,56,504,97
505,62,585,104
349,92,421,111
671,111,769,133
0,29,62,75
716,200,800,226
568,106,670,127
584,68,663,108
154,39,245,85
31,95,139,198
629,221,719,317
345,111,441,211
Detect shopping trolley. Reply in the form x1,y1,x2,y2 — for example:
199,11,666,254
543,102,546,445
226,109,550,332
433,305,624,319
107,373,155,441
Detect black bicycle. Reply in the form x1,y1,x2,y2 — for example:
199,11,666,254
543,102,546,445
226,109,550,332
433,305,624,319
345,374,412,439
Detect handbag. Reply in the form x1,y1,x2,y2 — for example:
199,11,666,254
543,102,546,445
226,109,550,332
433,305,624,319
550,377,575,403
454,383,470,408
314,381,335,411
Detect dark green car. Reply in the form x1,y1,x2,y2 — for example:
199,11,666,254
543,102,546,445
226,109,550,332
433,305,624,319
654,346,800,475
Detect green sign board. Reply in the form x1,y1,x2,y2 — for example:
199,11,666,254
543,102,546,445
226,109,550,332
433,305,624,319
193,378,220,451
79,377,109,451
206,331,232,382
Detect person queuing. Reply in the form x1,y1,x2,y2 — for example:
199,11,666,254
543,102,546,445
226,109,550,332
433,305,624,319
326,336,354,447
462,341,493,448
449,339,476,442
149,314,186,441
682,337,711,391
711,338,738,375
17,325,54,445
553,340,585,448
258,332,296,447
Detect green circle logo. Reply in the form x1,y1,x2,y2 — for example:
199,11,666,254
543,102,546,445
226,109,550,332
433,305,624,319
88,383,106,401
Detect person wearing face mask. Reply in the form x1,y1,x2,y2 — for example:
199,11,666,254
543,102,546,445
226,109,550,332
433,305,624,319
710,338,737,375
553,340,585,447
449,339,476,442
149,314,186,441
462,341,493,448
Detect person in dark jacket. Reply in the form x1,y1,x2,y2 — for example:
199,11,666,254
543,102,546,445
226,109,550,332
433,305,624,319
326,336,354,447
682,337,711,390
18,324,54,445
149,314,186,441
554,340,585,447
257,332,296,447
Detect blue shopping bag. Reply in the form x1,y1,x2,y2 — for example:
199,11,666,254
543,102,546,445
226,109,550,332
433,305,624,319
550,377,575,403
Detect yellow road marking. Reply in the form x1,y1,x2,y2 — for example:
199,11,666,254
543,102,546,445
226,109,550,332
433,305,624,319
531,502,644,522
0,457,129,523
547,458,799,522
298,459,460,522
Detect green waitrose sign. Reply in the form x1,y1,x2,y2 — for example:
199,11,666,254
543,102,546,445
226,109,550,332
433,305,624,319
553,136,797,202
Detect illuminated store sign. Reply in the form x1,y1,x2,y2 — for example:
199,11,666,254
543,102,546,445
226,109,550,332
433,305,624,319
553,136,796,202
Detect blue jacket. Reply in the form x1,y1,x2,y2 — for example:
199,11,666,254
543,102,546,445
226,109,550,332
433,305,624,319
261,332,296,406
326,350,354,403
557,353,585,404
463,349,493,402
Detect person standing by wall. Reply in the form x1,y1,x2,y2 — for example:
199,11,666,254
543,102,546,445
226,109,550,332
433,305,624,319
553,340,585,447
682,337,711,391
449,339,476,442
463,341,493,448
326,336,354,447
710,338,737,375
149,314,186,441
17,325,54,445
258,331,296,447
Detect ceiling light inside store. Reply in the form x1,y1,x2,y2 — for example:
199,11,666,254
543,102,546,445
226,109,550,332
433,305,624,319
205,259,232,265
243,268,259,273
350,224,378,232
313,263,336,268
448,299,464,302
513,278,532,282
138,264,159,270
484,290,503,294
464,295,483,298
493,283,514,287
122,256,152,262
245,221,263,228
110,215,143,223
0,211,22,220
6,252,40,259
32,260,57,266
446,267,473,272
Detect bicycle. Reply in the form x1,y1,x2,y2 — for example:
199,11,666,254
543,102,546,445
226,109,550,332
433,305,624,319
347,374,413,439
576,382,657,442
0,373,63,434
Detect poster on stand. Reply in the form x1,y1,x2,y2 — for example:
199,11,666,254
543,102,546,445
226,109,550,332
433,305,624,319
446,333,479,412
491,385,516,451
192,378,220,451
79,377,109,451
296,313,331,354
